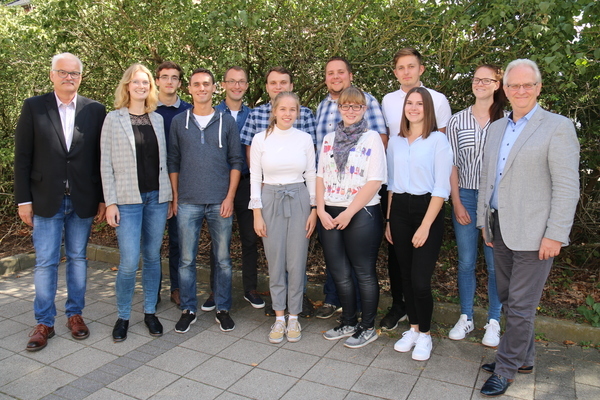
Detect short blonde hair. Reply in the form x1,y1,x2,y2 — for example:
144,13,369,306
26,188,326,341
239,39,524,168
114,63,158,112
337,86,366,105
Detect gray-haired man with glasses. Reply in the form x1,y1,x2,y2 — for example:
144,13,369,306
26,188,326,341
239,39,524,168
14,52,106,351
476,59,579,397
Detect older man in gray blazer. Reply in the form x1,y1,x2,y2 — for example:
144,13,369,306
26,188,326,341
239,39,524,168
476,59,580,397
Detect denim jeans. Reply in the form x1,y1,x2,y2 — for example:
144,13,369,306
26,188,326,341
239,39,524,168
115,191,168,320
178,203,233,312
452,188,501,321
33,195,94,326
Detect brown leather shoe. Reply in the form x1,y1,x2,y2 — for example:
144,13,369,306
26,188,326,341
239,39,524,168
66,315,90,340
170,289,181,306
26,324,55,351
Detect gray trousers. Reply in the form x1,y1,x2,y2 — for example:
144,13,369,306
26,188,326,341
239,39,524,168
261,183,310,315
492,215,553,380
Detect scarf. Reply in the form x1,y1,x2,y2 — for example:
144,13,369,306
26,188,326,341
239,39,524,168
333,118,368,179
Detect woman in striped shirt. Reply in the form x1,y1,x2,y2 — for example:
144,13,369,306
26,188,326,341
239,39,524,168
446,65,507,347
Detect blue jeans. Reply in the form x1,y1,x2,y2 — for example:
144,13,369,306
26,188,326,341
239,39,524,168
115,191,168,320
178,203,233,312
452,188,501,321
32,196,94,327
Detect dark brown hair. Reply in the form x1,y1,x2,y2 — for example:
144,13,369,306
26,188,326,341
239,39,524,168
325,56,352,74
155,61,183,79
475,64,507,123
265,66,294,84
399,87,437,139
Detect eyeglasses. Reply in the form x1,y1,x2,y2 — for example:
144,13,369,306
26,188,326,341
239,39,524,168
131,80,150,86
53,70,81,79
506,82,539,91
159,75,180,82
224,80,248,86
338,104,365,111
472,78,498,85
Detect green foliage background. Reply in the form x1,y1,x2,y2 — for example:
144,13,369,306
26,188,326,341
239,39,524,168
1,0,598,256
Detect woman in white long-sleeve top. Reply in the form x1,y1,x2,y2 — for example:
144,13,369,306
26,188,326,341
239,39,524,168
249,91,317,344
101,63,172,342
386,86,453,361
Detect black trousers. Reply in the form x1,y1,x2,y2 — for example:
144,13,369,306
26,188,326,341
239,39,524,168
389,193,444,333
379,184,406,310
319,205,382,329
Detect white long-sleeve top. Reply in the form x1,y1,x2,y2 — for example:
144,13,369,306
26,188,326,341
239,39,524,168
249,126,316,209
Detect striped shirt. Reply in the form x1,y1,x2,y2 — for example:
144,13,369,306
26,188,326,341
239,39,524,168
447,106,502,190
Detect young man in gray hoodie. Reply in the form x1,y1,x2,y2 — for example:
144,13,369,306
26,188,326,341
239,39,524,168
168,68,243,333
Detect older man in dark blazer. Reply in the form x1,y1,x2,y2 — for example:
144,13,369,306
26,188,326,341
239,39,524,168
476,59,580,397
14,53,106,351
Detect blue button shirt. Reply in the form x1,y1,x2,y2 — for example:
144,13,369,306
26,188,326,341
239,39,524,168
491,104,538,210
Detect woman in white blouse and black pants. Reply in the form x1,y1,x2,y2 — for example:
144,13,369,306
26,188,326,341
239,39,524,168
386,87,453,361
249,92,317,344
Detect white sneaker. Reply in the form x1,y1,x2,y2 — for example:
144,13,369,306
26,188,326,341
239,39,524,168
394,327,420,352
286,318,302,343
482,319,501,347
412,333,432,361
269,320,286,344
448,314,474,340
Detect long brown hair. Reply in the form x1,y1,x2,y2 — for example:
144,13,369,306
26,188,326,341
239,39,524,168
475,64,507,123
265,91,299,138
399,87,437,139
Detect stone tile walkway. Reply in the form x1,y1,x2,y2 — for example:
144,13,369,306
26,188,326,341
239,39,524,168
0,261,598,400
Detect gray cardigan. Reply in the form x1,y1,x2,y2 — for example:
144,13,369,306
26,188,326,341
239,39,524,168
100,108,172,206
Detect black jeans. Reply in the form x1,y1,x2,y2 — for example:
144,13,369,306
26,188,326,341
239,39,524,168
389,193,444,333
379,184,406,310
319,205,382,329
210,176,259,293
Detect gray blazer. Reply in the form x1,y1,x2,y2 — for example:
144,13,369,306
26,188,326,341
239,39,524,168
476,106,579,251
100,107,172,206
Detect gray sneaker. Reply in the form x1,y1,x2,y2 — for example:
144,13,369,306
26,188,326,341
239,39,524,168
344,327,378,348
315,303,341,319
323,323,356,340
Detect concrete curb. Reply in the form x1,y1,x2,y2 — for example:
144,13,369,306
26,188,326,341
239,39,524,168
2,244,598,344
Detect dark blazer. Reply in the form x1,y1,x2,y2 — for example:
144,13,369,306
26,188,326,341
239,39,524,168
14,92,106,218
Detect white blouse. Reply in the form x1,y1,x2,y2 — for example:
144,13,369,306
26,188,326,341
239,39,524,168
317,130,386,207
249,126,316,209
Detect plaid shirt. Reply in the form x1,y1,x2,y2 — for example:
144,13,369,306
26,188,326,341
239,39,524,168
240,102,317,146
315,91,386,152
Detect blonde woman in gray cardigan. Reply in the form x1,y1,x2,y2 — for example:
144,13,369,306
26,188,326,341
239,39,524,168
101,63,172,342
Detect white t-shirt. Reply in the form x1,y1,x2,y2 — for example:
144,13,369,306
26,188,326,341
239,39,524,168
194,112,214,129
382,85,452,136
249,126,316,209
317,130,386,207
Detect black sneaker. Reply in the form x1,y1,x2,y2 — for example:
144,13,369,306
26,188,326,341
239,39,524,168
264,303,277,317
215,310,235,332
175,310,197,333
244,290,265,309
379,304,407,331
201,293,216,312
298,294,314,318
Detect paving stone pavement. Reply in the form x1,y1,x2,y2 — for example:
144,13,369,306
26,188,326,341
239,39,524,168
0,261,598,400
